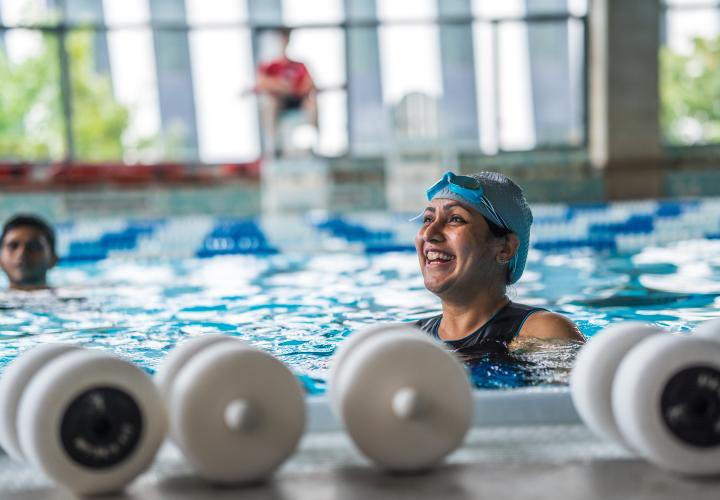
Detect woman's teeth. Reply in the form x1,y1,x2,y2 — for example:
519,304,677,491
426,251,454,262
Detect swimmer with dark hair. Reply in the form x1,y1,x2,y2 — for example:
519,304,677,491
414,171,584,353
0,214,58,291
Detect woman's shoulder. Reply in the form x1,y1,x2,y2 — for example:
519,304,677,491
516,309,585,342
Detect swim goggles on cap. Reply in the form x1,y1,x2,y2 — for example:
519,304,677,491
426,171,509,231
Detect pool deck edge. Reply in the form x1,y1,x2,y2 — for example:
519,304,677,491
306,387,580,432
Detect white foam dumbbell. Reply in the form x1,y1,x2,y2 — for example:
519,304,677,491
0,344,166,495
328,324,472,472
570,322,663,446
693,318,720,340
572,321,720,476
155,334,305,484
612,327,720,475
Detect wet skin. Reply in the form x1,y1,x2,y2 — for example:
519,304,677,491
0,227,57,290
414,199,511,304
414,198,584,343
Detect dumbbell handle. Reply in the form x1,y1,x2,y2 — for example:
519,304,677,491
224,399,258,432
392,387,424,421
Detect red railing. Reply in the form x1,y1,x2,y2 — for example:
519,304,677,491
0,159,262,189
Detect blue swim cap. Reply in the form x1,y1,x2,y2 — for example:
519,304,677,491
426,171,533,284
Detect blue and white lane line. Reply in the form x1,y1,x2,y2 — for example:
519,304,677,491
48,197,720,260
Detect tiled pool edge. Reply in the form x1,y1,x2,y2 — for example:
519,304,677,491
306,387,579,433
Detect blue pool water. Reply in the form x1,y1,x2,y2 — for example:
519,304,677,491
2,200,720,393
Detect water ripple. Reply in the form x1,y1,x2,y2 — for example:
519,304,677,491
0,246,717,391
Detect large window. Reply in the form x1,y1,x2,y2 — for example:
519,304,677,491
349,0,587,155
377,0,443,146
187,0,259,162
0,0,588,164
661,0,720,146
0,0,66,161
104,0,164,162
472,0,586,153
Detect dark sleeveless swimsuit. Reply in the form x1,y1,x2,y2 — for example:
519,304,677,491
415,301,546,354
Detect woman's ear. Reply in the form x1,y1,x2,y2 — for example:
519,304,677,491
496,233,519,264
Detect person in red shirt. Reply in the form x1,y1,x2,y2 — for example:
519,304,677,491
252,28,318,156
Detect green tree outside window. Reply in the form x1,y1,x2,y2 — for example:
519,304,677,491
0,33,65,160
0,29,182,162
661,36,720,145
67,30,129,161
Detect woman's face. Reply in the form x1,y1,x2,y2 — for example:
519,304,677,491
415,198,506,300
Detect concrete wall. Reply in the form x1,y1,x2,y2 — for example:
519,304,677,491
589,0,666,199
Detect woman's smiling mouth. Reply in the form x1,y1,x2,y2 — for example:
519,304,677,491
425,249,456,267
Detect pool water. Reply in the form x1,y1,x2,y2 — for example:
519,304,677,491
1,205,720,393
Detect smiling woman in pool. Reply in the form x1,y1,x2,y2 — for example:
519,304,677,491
415,171,584,353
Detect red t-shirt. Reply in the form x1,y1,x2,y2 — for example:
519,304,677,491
258,58,311,97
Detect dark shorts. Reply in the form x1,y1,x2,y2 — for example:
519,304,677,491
281,96,304,111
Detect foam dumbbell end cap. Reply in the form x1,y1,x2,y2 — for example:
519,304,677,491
154,334,232,399
612,335,720,476
569,322,663,446
329,324,472,472
0,344,81,462
16,350,166,496
693,318,720,341
163,340,305,483
327,323,403,412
